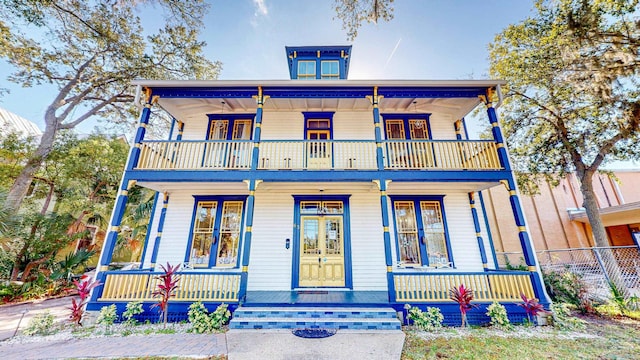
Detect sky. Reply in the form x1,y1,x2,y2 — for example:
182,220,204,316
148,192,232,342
0,0,537,135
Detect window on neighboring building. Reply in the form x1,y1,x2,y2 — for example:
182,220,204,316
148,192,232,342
297,60,316,79
187,197,245,268
391,197,451,267
321,60,339,79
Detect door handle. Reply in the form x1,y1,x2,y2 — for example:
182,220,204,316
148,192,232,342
318,257,322,268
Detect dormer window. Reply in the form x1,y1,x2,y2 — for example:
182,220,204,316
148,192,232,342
321,61,339,79
297,60,316,79
286,46,351,80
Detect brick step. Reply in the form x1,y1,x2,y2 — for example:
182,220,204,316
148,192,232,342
229,306,401,330
232,306,398,319
229,316,401,330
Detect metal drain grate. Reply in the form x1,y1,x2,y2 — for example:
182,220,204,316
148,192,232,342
292,328,337,338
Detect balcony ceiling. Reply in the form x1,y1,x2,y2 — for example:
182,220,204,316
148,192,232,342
158,96,482,125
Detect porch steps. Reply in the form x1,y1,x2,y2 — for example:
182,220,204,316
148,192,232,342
229,306,402,330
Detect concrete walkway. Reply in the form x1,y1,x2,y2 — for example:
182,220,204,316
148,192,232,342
0,297,405,359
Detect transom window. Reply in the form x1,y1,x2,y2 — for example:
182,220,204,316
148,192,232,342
321,60,339,79
297,60,316,79
187,197,246,268
391,197,451,267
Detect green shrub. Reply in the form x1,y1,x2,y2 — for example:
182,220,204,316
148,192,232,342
23,311,55,336
97,304,118,333
550,302,586,330
406,305,444,331
188,302,231,333
122,301,144,327
542,269,592,313
486,301,512,330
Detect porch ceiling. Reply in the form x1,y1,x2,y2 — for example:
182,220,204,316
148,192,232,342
157,96,482,125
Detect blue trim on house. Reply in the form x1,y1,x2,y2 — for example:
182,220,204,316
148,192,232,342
150,87,257,98
478,191,500,269
146,85,494,101
139,191,160,266
183,195,248,269
168,118,176,140
469,192,488,270
389,195,454,267
291,195,353,289
378,181,396,303
206,113,256,140
302,112,335,139
99,182,131,267
124,169,512,183
150,194,169,268
126,106,151,171
381,113,433,140
285,45,352,79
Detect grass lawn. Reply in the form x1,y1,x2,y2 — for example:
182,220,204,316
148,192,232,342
402,314,640,360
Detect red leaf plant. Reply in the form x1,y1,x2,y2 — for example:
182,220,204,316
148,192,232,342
449,284,478,327
517,293,549,323
151,262,181,328
69,275,102,325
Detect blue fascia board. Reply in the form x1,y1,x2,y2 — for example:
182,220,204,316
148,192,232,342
150,87,258,98
378,87,487,98
125,169,510,183
147,85,489,99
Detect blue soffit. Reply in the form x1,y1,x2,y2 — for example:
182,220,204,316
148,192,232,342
286,45,352,80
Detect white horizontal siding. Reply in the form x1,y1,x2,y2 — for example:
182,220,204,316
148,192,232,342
154,191,197,266
429,113,456,140
442,193,483,271
181,118,209,140
347,191,387,290
247,191,295,290
261,111,304,140
333,112,375,140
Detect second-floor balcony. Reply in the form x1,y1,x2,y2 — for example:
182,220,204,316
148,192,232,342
135,139,502,172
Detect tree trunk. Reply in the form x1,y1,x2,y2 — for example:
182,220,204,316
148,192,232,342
6,121,58,211
578,172,630,297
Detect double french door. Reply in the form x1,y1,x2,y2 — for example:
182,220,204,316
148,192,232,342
299,215,345,287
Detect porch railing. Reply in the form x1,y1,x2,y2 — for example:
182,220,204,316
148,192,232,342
137,141,253,170
258,140,377,170
383,140,501,170
98,271,242,302
134,139,502,171
393,271,534,302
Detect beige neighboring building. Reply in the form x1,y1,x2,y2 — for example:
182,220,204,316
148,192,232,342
483,170,640,255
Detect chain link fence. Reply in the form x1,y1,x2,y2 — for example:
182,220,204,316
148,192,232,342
496,246,640,300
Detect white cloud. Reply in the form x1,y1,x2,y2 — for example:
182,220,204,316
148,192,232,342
253,0,268,16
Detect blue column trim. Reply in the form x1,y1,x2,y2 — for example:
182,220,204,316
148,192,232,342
478,191,500,269
126,104,152,171
150,193,170,269
98,180,134,270
139,191,160,267
486,106,511,171
379,181,395,302
469,192,488,271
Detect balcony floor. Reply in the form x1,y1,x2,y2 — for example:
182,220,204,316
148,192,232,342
243,290,389,307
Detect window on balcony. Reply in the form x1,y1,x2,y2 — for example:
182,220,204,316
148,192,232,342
383,115,431,140
321,60,339,79
186,197,246,268
207,116,254,140
391,196,452,267
297,60,316,79
304,112,334,168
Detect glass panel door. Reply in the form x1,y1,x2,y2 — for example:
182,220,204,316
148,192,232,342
306,130,332,169
393,201,421,265
299,215,345,287
420,201,449,267
216,201,243,267
190,201,217,267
